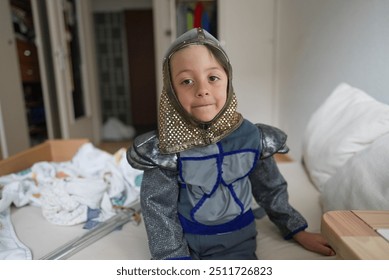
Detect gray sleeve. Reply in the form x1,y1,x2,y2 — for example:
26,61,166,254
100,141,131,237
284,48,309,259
250,156,307,239
140,167,191,259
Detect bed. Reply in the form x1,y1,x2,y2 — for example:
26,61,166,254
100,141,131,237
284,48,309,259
8,162,329,260
3,147,329,260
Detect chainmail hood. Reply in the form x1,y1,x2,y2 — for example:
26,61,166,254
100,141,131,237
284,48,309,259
158,28,243,154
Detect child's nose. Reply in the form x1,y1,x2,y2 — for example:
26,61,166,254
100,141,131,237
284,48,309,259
196,89,209,97
196,81,209,97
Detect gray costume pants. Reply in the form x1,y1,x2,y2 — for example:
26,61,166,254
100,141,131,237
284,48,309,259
185,222,257,260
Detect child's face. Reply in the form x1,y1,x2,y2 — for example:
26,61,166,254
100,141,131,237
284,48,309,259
170,45,228,123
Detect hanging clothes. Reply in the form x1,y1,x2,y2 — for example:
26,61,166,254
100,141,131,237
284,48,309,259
201,9,210,32
193,2,204,28
186,6,194,31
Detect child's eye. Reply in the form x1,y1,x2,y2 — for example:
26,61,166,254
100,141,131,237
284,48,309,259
181,79,194,85
209,76,220,82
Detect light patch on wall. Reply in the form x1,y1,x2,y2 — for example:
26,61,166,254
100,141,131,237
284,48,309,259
0,101,8,158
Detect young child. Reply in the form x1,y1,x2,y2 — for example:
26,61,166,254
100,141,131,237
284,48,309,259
127,28,335,260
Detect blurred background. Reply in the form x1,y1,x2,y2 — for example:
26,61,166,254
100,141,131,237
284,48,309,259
1,0,388,160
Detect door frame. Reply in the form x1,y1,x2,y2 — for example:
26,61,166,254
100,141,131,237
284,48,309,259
0,0,30,158
46,0,100,142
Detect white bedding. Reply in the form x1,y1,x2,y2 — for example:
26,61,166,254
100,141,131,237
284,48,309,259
9,161,333,260
11,206,150,260
321,132,389,212
257,161,331,260
303,83,389,212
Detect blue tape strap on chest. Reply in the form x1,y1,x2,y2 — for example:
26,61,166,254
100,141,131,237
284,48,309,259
178,210,255,235
177,120,261,227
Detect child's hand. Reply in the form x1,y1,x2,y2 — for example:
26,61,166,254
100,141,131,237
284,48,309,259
293,231,336,256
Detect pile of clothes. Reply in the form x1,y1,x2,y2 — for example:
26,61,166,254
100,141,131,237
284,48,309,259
0,143,143,227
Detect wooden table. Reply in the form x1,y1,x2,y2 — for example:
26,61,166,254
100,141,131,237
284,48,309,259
321,210,389,259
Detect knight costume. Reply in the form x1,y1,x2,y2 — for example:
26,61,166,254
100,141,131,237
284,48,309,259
127,28,307,260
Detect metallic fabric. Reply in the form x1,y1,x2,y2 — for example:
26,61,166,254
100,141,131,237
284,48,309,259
256,123,289,158
249,155,307,239
127,130,177,171
140,167,190,260
158,27,243,154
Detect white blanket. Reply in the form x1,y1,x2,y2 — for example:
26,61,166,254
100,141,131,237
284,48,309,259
0,208,32,259
0,143,143,259
0,143,142,225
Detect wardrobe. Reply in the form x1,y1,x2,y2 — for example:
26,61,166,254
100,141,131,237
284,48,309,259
0,0,99,158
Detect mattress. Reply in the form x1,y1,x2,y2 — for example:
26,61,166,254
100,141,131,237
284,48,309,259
256,161,332,260
9,161,332,260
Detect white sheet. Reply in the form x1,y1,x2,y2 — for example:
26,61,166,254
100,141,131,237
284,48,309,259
9,161,332,260
257,161,332,260
321,133,389,212
0,208,31,259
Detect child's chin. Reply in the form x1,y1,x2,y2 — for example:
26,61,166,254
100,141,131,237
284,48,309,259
194,115,216,123
191,112,218,123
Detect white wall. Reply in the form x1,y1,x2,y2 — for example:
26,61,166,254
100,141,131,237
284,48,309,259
152,0,174,102
276,0,389,159
219,0,276,125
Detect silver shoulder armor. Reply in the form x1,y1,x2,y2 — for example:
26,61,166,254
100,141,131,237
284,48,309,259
256,123,289,159
126,131,177,171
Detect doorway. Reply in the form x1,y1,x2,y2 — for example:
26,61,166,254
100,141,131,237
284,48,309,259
125,10,157,135
94,9,157,140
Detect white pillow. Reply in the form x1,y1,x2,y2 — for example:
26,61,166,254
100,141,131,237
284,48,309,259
303,83,389,191
321,132,389,212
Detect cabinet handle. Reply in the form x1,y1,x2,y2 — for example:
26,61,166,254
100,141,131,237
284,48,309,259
26,69,34,76
24,50,32,57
